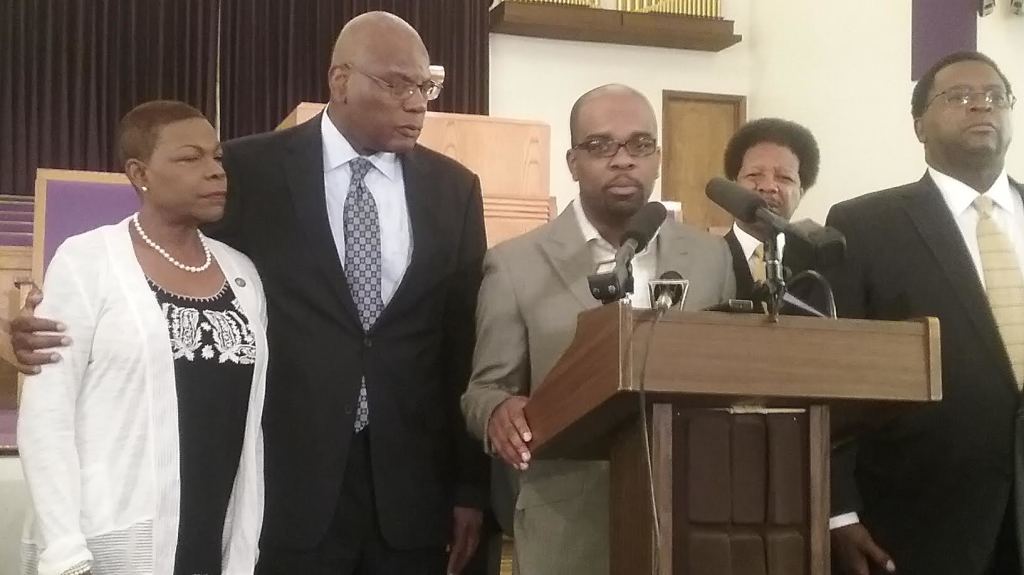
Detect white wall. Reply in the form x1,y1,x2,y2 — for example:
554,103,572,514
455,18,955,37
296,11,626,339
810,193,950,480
490,1,1024,223
746,0,918,222
489,0,753,212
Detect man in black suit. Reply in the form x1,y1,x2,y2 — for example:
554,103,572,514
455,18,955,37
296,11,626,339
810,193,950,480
721,118,820,300
826,51,1021,575
13,11,487,575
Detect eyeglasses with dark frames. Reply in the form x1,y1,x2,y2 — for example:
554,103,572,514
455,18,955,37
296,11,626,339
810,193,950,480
572,134,658,158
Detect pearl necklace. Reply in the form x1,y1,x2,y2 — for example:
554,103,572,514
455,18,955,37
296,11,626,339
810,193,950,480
131,213,212,273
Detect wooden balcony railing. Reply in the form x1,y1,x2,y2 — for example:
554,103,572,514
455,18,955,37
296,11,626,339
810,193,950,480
619,0,721,18
498,0,722,18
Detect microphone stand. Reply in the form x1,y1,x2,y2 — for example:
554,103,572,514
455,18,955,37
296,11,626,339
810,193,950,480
764,231,786,322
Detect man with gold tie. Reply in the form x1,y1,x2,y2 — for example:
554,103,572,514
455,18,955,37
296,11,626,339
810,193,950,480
825,51,1023,575
721,117,820,300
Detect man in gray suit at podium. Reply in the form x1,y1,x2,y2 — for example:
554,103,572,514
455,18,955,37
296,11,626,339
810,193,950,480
461,84,735,575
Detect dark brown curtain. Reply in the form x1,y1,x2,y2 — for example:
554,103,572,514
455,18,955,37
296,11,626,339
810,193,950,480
0,0,219,196
218,0,490,140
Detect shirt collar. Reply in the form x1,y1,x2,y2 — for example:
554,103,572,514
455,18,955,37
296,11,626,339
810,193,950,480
731,221,786,259
731,223,762,260
572,196,661,255
320,111,400,181
929,165,1013,217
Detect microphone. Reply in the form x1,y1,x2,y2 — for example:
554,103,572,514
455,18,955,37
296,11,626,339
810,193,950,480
651,271,688,311
786,218,846,268
588,202,668,303
705,177,846,266
613,201,667,277
705,176,764,221
705,177,789,234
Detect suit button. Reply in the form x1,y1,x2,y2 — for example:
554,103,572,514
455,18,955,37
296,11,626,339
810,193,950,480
363,337,372,348
344,405,353,415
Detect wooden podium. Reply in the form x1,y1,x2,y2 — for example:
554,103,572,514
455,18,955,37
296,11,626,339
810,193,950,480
524,302,940,575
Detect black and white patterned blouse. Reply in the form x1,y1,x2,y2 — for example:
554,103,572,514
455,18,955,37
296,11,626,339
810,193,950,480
149,279,255,575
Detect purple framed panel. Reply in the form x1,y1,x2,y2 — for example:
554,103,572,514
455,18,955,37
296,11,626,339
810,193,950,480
1,172,139,454
40,179,139,274
911,0,977,81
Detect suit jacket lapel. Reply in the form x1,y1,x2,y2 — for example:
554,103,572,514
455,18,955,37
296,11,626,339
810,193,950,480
724,229,753,298
284,113,360,325
540,207,601,310
901,173,1011,379
654,221,694,304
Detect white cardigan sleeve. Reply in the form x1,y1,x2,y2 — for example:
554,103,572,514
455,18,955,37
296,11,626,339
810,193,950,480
18,242,101,575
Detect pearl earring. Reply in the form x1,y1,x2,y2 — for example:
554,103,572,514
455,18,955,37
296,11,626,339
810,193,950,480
140,186,148,193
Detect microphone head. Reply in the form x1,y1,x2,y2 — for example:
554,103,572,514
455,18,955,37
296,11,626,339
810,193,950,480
705,177,767,223
651,270,688,310
623,202,668,252
810,227,846,267
787,219,847,267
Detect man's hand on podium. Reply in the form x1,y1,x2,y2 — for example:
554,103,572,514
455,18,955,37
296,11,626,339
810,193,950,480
832,523,896,575
488,396,532,470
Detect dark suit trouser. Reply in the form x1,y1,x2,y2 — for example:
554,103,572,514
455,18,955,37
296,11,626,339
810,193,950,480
986,498,1020,575
257,430,447,575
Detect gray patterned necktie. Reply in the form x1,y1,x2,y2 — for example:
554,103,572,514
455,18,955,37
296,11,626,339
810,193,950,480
344,157,382,431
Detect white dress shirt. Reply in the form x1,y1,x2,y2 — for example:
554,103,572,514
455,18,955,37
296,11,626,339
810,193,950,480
321,112,413,305
731,222,786,267
829,166,1022,531
573,198,659,309
930,166,1024,287
731,222,763,262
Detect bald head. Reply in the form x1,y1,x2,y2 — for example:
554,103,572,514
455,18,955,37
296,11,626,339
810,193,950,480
332,11,428,68
565,84,661,238
569,84,655,144
325,11,433,155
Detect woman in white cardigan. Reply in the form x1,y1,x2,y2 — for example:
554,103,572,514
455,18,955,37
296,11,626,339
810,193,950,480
18,101,267,575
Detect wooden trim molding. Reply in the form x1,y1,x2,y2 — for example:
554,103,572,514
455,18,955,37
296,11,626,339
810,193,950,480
490,1,742,52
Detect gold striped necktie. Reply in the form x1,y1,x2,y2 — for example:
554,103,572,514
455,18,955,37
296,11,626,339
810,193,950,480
749,243,767,283
975,194,1024,389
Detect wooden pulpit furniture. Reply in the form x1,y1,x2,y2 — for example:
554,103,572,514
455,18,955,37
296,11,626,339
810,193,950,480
524,302,940,575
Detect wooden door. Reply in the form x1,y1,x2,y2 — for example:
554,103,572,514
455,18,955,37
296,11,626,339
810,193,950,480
662,91,745,233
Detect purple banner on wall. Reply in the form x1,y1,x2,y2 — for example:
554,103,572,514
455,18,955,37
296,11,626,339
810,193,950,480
912,0,977,81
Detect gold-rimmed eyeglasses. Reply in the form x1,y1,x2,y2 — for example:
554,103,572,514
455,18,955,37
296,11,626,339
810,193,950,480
349,66,443,102
925,88,1016,111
